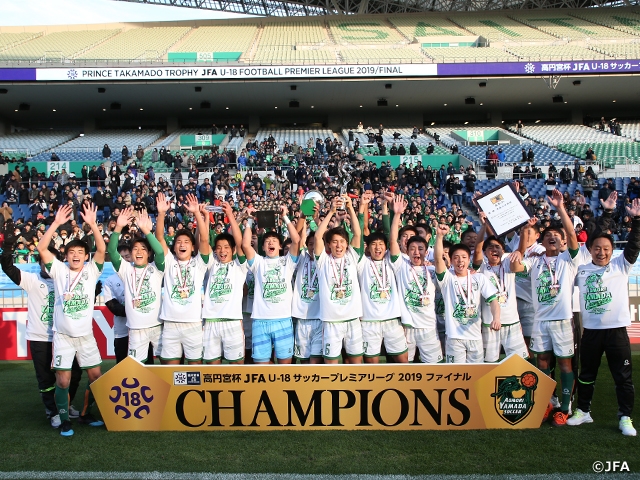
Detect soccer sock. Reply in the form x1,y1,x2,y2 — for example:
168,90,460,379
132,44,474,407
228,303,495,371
82,381,96,417
541,367,551,376
561,371,574,413
55,386,70,422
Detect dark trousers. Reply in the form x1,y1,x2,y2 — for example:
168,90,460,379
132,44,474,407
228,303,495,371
577,327,634,418
30,341,82,416
114,336,155,365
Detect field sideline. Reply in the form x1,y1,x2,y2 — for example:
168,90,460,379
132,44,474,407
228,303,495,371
0,357,638,477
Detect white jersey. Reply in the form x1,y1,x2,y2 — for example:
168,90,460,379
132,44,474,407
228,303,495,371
316,247,363,322
514,242,547,303
159,252,211,323
437,269,498,341
357,253,401,321
19,271,55,342
523,249,580,322
201,256,248,320
391,256,437,330
47,258,101,337
292,250,320,320
430,267,446,332
576,254,632,329
115,261,164,330
102,273,128,339
478,258,519,326
248,254,297,320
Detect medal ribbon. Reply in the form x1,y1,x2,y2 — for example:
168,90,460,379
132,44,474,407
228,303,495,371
175,259,191,291
131,265,149,300
487,263,505,295
67,266,85,295
370,260,387,292
330,255,345,290
455,274,474,307
409,264,429,298
543,256,557,286
306,257,317,290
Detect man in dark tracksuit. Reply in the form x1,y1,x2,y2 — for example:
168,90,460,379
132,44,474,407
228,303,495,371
569,197,640,436
0,239,83,428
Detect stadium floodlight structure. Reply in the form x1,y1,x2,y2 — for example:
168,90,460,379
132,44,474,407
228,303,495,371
113,0,640,16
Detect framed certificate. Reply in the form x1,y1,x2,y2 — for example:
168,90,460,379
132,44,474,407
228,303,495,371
475,182,531,237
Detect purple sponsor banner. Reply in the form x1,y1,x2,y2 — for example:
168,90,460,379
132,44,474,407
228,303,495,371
437,59,640,77
0,68,36,81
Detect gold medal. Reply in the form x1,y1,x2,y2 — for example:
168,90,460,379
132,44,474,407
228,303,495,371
549,287,558,297
180,290,188,299
336,290,345,299
63,292,73,302
307,289,315,299
466,306,477,318
421,296,430,307
133,298,141,309
498,294,507,305
380,290,388,300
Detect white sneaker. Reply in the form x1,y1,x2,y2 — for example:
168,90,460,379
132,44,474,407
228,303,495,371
619,416,637,436
50,414,61,429
567,409,593,426
69,406,80,419
551,395,561,410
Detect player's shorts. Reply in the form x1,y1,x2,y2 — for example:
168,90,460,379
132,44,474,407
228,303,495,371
530,318,575,358
323,319,364,359
243,313,252,350
294,318,323,359
160,321,203,362
362,319,408,357
52,332,101,370
482,323,529,363
517,299,535,337
128,325,162,362
405,326,443,363
203,320,245,362
252,318,294,362
445,337,483,364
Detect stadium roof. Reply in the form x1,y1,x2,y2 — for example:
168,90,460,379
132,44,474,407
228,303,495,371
114,0,639,17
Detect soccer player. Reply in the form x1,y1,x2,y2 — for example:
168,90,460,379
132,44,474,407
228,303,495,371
109,207,165,364
155,192,211,365
201,201,248,364
103,243,132,363
241,204,300,364
511,189,581,426
1,238,82,428
567,198,640,436
434,224,500,363
389,196,442,363
314,195,364,364
472,214,529,363
357,192,408,363
291,212,324,364
37,203,106,437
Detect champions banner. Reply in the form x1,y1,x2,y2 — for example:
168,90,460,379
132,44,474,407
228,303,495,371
0,307,116,360
92,355,555,431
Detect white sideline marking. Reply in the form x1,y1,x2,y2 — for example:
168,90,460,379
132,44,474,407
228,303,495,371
1,474,639,480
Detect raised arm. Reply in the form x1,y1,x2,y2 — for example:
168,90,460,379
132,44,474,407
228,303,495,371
186,194,211,257
222,202,244,257
314,197,339,257
281,204,301,258
623,198,640,264
108,205,135,271
547,188,578,252
241,205,257,261
434,224,450,276
345,195,361,249
0,238,21,286
155,192,170,255
137,209,165,271
472,212,488,268
37,204,72,265
389,194,406,258
80,202,106,265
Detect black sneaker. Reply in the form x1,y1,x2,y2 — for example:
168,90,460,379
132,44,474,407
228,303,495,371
78,414,104,427
60,420,74,437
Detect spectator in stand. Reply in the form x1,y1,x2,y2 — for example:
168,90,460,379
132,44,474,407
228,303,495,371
545,174,557,195
560,165,572,185
521,148,527,162
585,147,595,161
409,143,418,155
426,143,435,155
496,148,506,163
527,148,534,162
136,145,144,163
121,145,130,164
582,174,597,199
517,120,523,136
102,144,111,160
548,163,558,176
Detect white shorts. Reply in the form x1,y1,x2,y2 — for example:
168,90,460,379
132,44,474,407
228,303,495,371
530,318,575,358
482,323,529,363
203,320,245,362
52,332,101,370
160,321,203,362
445,337,483,364
517,299,535,337
243,313,252,350
128,325,162,362
362,319,408,357
294,318,323,359
323,320,364,359
406,327,443,363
